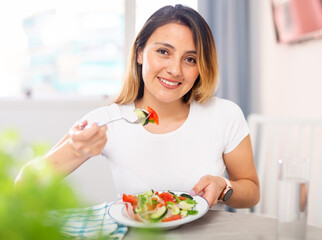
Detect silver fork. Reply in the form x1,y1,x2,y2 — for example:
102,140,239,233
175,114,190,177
97,108,151,127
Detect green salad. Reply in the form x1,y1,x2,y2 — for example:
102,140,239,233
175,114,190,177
122,190,198,223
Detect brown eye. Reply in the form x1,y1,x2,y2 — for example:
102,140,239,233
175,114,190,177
186,57,196,64
157,49,168,55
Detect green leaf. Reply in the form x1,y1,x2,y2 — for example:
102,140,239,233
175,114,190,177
0,129,82,239
185,198,197,204
187,210,199,215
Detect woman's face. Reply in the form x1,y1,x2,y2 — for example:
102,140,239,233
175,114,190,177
137,23,199,104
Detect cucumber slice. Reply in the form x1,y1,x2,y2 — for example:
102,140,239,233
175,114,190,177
143,118,149,126
180,210,188,217
180,193,193,200
134,109,149,126
134,109,147,119
150,206,167,220
168,191,175,196
178,201,195,211
170,205,180,215
143,189,154,196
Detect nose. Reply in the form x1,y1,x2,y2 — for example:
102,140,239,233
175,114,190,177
166,57,182,77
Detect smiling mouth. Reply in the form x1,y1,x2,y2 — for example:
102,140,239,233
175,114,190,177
158,77,181,86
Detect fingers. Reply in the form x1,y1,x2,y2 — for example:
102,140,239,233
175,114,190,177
69,121,108,158
191,175,212,196
191,175,217,206
72,122,102,141
202,187,218,207
78,120,88,129
190,175,225,207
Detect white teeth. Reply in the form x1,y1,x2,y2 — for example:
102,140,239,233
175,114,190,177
159,78,179,86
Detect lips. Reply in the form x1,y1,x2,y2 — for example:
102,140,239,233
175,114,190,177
158,77,181,89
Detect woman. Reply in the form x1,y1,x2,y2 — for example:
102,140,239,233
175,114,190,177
16,5,259,209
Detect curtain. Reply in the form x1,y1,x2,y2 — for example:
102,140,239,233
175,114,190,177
198,0,251,116
198,0,252,213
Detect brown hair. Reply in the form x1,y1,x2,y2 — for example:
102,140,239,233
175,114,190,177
114,4,218,104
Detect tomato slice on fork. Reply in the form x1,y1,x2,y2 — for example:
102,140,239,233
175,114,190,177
146,106,159,125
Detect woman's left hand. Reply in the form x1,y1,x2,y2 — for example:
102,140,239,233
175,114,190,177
190,175,227,207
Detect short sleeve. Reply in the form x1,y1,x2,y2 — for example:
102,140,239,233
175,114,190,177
223,103,249,154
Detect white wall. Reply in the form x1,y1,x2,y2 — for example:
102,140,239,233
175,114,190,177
250,0,322,119
0,98,118,206
249,0,322,227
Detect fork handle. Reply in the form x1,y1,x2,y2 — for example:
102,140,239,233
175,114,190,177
97,117,124,127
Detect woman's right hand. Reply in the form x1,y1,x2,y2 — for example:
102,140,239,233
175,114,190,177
15,120,108,186
68,120,108,159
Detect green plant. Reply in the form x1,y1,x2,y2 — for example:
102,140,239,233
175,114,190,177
0,129,80,240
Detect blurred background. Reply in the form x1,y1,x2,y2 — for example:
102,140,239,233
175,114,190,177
0,0,321,225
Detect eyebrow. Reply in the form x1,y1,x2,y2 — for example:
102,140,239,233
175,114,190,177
154,42,197,54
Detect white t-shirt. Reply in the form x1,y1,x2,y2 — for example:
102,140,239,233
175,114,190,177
82,97,249,201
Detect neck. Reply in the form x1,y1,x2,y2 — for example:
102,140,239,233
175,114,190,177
135,98,189,120
135,97,190,134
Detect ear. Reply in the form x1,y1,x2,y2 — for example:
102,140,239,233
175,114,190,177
137,48,143,65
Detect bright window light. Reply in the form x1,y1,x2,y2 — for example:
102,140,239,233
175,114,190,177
0,0,197,99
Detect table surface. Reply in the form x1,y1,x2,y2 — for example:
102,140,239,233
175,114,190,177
123,210,322,240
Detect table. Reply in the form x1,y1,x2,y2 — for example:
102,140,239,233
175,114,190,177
124,210,322,240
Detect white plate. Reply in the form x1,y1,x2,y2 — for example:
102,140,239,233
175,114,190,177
108,191,209,230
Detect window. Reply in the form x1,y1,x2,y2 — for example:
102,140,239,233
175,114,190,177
0,0,197,99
